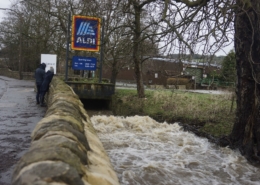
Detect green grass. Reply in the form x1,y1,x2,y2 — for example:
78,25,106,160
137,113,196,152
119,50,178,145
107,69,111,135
64,77,110,84
112,89,235,137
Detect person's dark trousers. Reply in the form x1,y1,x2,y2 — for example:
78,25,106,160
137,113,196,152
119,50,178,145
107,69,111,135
40,91,46,106
36,84,41,104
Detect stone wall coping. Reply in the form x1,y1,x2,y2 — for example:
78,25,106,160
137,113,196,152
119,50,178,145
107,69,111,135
11,77,120,185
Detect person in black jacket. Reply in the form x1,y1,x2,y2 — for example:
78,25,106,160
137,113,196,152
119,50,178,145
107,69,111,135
39,66,54,107
34,63,46,104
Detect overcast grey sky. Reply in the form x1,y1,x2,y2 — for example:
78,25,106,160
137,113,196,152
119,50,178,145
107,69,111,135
0,0,12,21
0,0,233,56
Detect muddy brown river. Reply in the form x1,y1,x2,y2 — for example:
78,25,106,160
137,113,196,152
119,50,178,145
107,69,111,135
91,115,260,185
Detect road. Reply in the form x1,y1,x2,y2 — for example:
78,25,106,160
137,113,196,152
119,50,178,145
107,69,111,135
0,76,46,185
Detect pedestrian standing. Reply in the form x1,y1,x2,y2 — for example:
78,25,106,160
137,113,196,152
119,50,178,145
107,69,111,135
39,66,54,107
34,63,46,104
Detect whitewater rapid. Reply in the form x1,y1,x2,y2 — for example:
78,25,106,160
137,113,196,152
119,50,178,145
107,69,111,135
91,115,260,185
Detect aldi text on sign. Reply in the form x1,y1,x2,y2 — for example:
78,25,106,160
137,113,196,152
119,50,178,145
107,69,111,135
72,56,97,70
71,15,100,52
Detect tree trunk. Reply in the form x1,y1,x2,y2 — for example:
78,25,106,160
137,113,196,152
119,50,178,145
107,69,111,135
230,0,260,163
133,3,145,98
134,59,145,98
110,65,118,85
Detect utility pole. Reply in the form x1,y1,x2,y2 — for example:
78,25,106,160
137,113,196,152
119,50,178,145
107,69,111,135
65,12,71,81
99,17,105,83
19,15,23,79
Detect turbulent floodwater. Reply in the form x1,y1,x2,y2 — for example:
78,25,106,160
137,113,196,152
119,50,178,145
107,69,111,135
91,115,260,185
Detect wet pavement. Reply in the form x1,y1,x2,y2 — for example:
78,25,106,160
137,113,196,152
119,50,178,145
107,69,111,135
0,76,46,185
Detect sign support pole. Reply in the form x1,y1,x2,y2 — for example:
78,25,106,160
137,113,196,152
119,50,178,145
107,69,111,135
99,17,105,83
65,12,71,81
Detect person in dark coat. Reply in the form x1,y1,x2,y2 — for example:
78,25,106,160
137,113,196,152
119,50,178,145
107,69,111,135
39,66,54,107
34,63,46,104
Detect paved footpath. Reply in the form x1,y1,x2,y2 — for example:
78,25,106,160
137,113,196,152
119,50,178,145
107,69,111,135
0,76,46,185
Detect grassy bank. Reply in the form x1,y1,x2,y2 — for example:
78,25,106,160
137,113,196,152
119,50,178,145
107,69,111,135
112,88,235,137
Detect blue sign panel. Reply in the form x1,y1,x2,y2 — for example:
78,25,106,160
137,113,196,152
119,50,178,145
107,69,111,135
71,15,100,52
72,56,97,70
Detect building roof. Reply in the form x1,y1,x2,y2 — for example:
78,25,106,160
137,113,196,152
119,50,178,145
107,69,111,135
150,57,221,68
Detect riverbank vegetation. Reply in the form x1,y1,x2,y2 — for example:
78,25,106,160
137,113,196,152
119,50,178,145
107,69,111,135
112,89,235,138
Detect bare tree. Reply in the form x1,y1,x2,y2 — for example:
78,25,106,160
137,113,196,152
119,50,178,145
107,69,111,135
161,0,260,163
0,12,21,71
0,0,65,71
0,0,105,73
115,0,233,98
104,32,133,84
227,0,260,163
118,0,163,98
101,0,132,84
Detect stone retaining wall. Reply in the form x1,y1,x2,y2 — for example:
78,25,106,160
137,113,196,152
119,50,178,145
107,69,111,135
0,68,35,80
11,77,120,185
0,68,20,79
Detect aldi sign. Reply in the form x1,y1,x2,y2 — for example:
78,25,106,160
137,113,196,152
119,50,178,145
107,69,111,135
72,56,97,70
71,15,100,52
